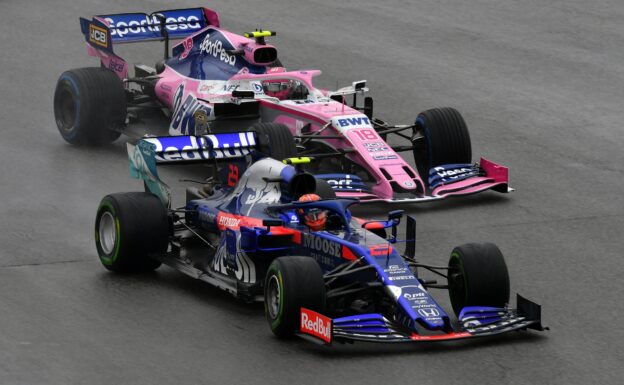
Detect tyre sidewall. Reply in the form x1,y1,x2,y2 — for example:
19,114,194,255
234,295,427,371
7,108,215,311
54,75,83,143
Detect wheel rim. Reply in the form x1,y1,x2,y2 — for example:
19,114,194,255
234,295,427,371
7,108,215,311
266,275,281,320
99,212,117,255
58,88,76,130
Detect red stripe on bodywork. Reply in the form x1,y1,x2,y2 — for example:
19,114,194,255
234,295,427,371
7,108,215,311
342,246,357,260
410,332,471,341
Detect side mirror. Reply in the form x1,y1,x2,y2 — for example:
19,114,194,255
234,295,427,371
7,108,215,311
387,210,404,241
388,210,404,222
231,89,255,99
353,80,366,91
263,219,284,232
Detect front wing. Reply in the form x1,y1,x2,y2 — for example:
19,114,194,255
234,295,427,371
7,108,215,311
298,295,547,345
329,158,513,204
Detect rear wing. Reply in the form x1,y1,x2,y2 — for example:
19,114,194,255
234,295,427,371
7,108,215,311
80,7,220,54
127,132,256,207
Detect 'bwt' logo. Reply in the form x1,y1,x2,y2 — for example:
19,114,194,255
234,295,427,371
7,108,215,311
336,117,370,128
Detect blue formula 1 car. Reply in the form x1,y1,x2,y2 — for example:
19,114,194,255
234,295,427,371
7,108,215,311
94,132,546,344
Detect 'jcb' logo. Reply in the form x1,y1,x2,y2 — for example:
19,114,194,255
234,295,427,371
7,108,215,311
89,24,108,48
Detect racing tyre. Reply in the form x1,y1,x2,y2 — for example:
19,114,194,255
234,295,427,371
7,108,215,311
95,192,169,273
413,107,472,189
251,122,298,160
447,242,510,316
264,257,326,338
54,67,126,145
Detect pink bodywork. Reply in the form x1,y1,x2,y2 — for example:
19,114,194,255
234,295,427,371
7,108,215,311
83,11,509,202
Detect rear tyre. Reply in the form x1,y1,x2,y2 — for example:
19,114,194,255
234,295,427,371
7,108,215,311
264,257,326,338
251,122,298,160
54,67,126,145
95,192,169,273
447,242,510,316
413,107,472,189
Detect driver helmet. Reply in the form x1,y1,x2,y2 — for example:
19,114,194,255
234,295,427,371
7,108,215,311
298,194,327,231
262,79,296,100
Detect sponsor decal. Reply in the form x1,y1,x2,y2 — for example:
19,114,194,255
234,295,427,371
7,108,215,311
218,214,241,228
89,24,108,48
252,82,264,94
434,166,473,179
403,292,425,301
302,233,341,258
198,208,216,223
388,275,414,281
160,84,172,92
171,84,212,135
373,155,398,160
197,80,263,96
145,132,256,162
300,308,332,343
180,37,193,59
326,175,353,189
199,33,237,65
193,109,209,134
336,116,370,128
198,81,217,94
104,14,201,38
384,264,409,274
314,254,334,266
418,308,441,318
403,181,415,188
369,244,391,256
364,142,389,152
108,58,124,72
227,164,239,187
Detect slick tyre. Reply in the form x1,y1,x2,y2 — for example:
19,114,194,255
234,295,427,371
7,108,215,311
95,192,169,273
447,242,510,316
54,67,126,145
264,257,326,338
413,107,472,189
251,122,298,160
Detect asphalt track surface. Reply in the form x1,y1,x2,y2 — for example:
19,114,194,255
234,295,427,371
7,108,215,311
1,0,623,384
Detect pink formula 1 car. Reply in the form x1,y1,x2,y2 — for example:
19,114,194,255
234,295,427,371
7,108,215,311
54,7,512,203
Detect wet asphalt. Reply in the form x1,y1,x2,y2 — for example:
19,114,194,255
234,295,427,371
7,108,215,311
0,0,622,384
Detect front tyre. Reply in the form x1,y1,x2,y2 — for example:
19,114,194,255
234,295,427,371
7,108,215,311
95,192,169,273
54,67,126,145
447,242,510,316
264,257,325,338
250,122,298,161
413,107,472,189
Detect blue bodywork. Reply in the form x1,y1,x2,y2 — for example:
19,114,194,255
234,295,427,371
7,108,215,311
126,138,545,344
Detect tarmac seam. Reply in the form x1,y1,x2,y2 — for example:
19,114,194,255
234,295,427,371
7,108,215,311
0,259,89,269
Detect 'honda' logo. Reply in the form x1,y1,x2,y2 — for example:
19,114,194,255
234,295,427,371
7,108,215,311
418,308,440,318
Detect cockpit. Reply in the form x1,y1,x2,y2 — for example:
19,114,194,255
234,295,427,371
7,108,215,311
261,79,310,101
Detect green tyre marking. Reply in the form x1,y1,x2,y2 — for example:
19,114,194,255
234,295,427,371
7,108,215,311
97,200,121,266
